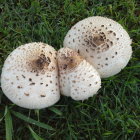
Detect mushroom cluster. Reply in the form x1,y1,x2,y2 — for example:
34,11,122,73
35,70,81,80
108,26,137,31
0,16,132,109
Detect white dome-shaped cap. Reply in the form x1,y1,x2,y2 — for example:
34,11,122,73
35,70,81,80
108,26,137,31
1,42,60,109
63,16,132,78
57,48,101,101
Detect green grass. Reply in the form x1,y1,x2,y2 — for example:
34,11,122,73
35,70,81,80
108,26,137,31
0,0,140,139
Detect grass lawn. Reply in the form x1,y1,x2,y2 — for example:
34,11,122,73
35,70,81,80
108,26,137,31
0,0,140,139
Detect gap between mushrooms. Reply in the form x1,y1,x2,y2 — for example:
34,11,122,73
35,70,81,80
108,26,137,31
63,16,132,78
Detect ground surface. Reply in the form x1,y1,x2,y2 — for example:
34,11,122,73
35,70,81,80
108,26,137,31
0,0,140,140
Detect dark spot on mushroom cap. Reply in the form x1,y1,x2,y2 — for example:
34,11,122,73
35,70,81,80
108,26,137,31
72,80,76,83
89,75,94,78
29,78,32,81
113,32,116,36
106,44,109,48
109,30,113,33
16,76,19,80
63,64,67,70
24,93,29,96
35,54,47,68
17,86,22,88
58,49,83,71
84,32,109,53
93,34,105,46
22,75,25,78
40,94,46,97
30,82,35,85
49,51,52,55
30,54,51,73
110,41,113,46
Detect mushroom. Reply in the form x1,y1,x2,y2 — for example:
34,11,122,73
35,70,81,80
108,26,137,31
57,48,101,100
63,16,132,78
1,42,60,109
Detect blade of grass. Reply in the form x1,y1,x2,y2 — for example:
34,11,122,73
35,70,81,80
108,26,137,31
0,105,8,121
28,125,44,140
5,106,13,140
11,110,54,131
49,107,62,116
128,118,140,128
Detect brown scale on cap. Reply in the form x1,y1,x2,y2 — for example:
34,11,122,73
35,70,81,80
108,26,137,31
82,28,117,53
27,53,52,74
92,34,105,46
40,94,46,97
57,48,83,72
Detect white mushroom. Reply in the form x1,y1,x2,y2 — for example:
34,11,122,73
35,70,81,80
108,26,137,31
57,48,101,101
63,16,132,78
1,42,60,109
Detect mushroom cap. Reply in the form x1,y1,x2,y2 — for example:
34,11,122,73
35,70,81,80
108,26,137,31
1,42,60,109
63,16,132,78
57,48,101,100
